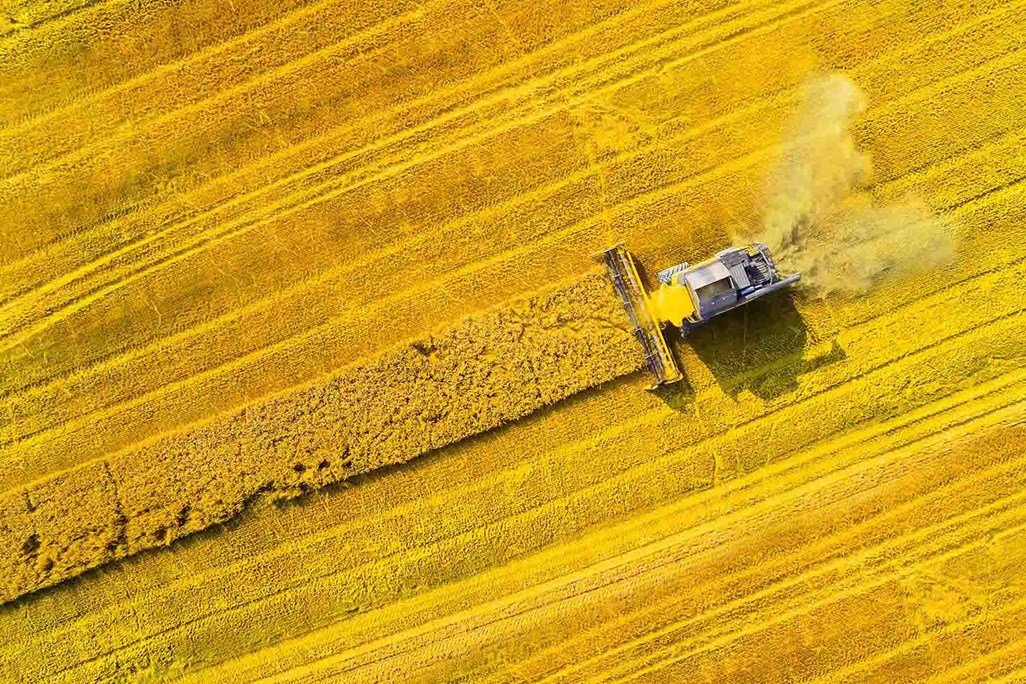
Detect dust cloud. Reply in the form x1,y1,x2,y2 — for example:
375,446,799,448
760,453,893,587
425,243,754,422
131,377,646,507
756,73,954,295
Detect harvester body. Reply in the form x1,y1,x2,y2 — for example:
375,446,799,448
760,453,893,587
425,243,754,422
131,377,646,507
601,243,800,387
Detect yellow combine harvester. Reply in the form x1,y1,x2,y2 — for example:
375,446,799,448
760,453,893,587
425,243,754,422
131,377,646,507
601,243,801,387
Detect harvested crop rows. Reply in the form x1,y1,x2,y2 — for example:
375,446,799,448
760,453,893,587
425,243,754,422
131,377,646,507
1,0,1025,681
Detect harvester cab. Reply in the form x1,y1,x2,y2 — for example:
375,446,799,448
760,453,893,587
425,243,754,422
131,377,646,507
601,243,801,388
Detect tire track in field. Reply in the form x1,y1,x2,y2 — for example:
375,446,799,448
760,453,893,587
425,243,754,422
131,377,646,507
0,0,801,323
4,1,1021,680
613,501,1026,684
1,117,1023,501
0,0,771,265
0,0,760,305
10,49,1026,438
132,270,1021,680
146,387,1026,676
237,402,1026,683
26,0,984,324
925,639,1026,684
1,123,1021,499
0,0,441,179
281,559,1026,682
2,68,1023,482
811,592,1026,683
0,273,645,604
2,0,1017,383
0,243,1017,635
0,0,324,125
365,410,1026,680
10,270,1026,680
4,0,1013,406
927,642,1026,684
20,364,1026,683
0,87,841,436
611,567,1026,684
4,0,1017,627
0,0,429,142
0,0,1001,401
0,0,653,176
513,431,1026,683
14,0,960,311
0,0,100,37
190,440,1017,680
407,472,1026,684
575,430,1026,683
0,5,1009,414
0,376,658,678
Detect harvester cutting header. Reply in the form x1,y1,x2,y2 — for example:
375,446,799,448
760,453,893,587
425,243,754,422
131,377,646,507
602,243,800,387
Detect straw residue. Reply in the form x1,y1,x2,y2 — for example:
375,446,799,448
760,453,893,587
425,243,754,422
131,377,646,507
0,273,642,604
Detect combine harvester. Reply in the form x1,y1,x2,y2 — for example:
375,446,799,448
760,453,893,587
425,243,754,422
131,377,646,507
602,243,801,387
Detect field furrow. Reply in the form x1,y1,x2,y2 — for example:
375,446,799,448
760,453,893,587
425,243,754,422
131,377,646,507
0,0,319,123
3,1,1024,450
1,10,1022,494
0,274,645,603
2,0,1023,681
1,109,1022,498
187,400,1026,683
2,260,1023,679
0,0,1009,348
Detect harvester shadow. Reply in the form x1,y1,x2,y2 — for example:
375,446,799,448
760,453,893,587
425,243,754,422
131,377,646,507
661,293,844,405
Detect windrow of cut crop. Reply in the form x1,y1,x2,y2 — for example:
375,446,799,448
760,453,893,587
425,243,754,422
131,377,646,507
0,272,643,604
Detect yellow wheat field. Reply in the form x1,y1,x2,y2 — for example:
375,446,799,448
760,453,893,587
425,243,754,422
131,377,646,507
1,0,1025,681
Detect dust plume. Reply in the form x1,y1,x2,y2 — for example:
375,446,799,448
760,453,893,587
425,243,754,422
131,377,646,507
756,74,954,295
